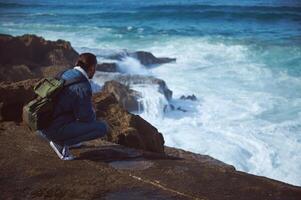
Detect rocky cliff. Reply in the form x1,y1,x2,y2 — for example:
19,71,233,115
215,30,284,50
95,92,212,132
0,34,78,82
1,34,301,200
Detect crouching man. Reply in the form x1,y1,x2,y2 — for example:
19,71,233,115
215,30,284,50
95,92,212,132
42,52,109,160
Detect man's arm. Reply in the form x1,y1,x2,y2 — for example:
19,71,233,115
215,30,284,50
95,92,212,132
71,85,96,122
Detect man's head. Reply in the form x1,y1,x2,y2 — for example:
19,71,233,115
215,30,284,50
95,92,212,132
75,53,97,79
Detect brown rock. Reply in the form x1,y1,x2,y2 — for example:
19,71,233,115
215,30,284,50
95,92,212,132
0,78,164,153
107,50,176,66
101,80,142,112
132,51,176,66
0,34,78,81
1,121,301,200
0,79,38,122
94,73,173,101
93,92,165,153
96,62,117,72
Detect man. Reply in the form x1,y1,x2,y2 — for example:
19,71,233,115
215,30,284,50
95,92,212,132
42,53,109,160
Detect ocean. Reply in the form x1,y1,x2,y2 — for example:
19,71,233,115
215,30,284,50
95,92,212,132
1,0,301,186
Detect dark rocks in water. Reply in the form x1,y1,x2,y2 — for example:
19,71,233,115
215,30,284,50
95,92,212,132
177,107,187,112
131,51,176,66
94,73,173,101
0,79,38,122
163,104,187,113
92,92,165,153
101,80,142,112
180,94,197,101
0,34,78,81
107,50,176,66
96,62,117,72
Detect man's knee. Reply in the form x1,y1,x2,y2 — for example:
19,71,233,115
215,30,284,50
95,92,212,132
94,121,109,136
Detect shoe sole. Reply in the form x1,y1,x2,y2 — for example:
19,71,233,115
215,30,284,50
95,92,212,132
62,155,75,161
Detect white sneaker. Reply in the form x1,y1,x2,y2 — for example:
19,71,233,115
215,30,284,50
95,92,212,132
61,146,75,160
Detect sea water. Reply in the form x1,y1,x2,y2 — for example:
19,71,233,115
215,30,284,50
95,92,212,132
1,0,301,186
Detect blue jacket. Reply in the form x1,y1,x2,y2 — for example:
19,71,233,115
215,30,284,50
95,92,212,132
44,68,96,135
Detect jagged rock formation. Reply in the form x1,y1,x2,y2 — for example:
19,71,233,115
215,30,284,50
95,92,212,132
180,94,197,101
107,50,176,66
101,80,142,112
0,79,39,121
93,92,164,153
0,79,164,153
95,73,173,101
96,62,117,72
0,34,78,81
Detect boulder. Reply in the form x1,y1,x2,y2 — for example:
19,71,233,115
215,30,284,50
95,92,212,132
94,73,173,101
101,80,142,112
0,79,38,122
131,51,176,66
107,50,176,66
0,78,164,153
93,92,165,153
180,94,197,101
0,34,78,81
96,62,117,72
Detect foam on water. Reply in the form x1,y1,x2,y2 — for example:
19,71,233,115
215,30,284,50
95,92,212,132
117,57,150,75
117,37,301,186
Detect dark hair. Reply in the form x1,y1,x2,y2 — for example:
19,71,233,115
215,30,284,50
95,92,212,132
75,53,97,72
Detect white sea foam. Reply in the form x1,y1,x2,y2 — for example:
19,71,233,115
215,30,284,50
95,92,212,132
117,56,150,75
121,37,301,186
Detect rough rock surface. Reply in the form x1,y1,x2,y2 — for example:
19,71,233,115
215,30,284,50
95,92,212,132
0,79,38,121
1,121,301,200
131,51,176,66
180,94,197,101
94,73,173,101
0,34,78,81
0,78,164,153
101,80,142,112
96,62,118,72
107,50,176,66
93,92,164,153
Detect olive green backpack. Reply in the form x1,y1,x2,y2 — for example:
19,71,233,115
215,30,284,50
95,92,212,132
23,72,87,131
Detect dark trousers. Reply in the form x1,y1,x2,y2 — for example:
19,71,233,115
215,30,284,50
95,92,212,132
47,120,108,146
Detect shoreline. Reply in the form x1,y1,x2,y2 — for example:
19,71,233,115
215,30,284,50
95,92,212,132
1,33,301,199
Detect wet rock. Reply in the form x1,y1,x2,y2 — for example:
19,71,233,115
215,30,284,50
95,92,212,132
102,80,142,112
0,79,38,122
96,62,118,72
180,94,197,101
107,50,176,66
93,92,165,153
176,107,187,112
0,34,78,81
131,51,176,66
94,73,173,101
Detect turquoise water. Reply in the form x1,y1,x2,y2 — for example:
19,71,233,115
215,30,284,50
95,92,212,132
1,0,301,186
